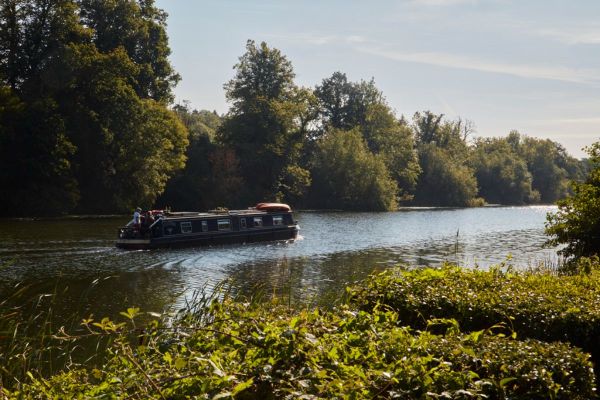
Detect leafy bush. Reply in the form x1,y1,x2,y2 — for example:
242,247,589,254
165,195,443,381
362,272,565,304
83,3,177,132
9,296,596,399
545,142,600,260
349,265,600,376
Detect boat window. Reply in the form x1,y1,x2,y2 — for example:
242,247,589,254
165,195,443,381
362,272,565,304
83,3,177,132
218,219,231,231
201,220,208,232
253,217,263,227
273,216,283,226
240,218,247,229
181,221,192,234
163,222,176,235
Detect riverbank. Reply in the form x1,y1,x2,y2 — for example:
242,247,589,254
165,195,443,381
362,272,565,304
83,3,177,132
2,264,599,398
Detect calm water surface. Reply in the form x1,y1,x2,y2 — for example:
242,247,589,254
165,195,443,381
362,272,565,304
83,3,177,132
0,206,559,319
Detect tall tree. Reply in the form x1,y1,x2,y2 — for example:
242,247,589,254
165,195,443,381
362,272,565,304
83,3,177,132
315,72,383,136
0,0,86,215
362,103,420,199
219,40,312,204
78,0,179,103
158,106,244,210
57,44,187,212
0,0,187,215
413,143,479,207
0,86,79,215
314,73,420,201
309,128,398,211
412,112,479,206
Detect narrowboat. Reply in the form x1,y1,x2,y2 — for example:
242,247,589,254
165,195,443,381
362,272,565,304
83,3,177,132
115,203,299,250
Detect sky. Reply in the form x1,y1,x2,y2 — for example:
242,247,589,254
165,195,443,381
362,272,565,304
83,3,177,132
155,0,600,158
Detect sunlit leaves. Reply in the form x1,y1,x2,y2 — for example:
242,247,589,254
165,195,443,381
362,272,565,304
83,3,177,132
12,289,596,399
546,142,600,260
350,264,600,387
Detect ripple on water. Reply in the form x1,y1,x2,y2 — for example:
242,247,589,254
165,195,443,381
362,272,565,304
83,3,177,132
0,206,561,309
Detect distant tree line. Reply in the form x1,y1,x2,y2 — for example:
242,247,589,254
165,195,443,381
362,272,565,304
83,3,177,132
160,41,587,212
0,2,587,216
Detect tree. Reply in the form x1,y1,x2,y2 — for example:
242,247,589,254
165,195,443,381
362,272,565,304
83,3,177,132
413,111,469,155
509,132,584,203
52,44,187,212
314,72,383,137
0,87,79,215
0,0,187,215
546,142,600,259
362,103,420,199
219,40,311,204
158,106,244,210
413,110,444,146
78,0,179,103
0,0,90,91
314,73,420,200
0,0,86,215
412,112,479,206
471,137,539,205
309,128,398,211
414,144,479,207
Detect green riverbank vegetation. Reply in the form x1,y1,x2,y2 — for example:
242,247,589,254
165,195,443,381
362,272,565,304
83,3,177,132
545,142,600,263
2,264,600,398
0,1,588,216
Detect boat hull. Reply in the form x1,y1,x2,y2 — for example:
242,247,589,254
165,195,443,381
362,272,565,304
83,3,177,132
116,225,298,250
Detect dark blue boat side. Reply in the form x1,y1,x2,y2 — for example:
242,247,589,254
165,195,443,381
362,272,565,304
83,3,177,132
116,204,299,250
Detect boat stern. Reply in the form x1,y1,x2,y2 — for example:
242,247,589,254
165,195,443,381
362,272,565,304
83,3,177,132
115,238,152,250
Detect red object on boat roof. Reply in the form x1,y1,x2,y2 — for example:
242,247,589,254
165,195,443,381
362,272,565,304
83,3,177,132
255,202,291,212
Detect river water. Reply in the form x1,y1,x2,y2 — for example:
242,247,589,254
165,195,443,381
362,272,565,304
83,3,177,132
0,206,560,320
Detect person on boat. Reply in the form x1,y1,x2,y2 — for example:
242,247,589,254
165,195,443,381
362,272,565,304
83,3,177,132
140,210,155,236
132,207,142,229
145,211,155,226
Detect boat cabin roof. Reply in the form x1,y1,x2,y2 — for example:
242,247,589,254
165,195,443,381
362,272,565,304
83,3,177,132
160,208,288,221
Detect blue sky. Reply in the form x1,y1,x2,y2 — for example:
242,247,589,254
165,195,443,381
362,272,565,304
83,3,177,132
155,0,600,158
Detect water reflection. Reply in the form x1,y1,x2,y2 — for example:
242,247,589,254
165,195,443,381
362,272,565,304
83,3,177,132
0,206,559,318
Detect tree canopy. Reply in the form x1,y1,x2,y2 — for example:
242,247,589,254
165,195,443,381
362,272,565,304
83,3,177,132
218,40,311,204
0,0,187,215
545,143,600,260
309,128,398,211
0,21,588,214
470,137,539,205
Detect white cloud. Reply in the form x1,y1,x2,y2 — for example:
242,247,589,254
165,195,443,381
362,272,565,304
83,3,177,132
264,33,368,47
541,117,600,125
410,0,478,6
535,27,600,45
359,47,600,84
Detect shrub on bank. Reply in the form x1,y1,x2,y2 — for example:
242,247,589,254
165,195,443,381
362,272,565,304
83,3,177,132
349,265,600,370
9,298,596,399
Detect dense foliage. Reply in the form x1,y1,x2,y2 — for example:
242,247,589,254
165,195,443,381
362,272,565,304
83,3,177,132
349,265,600,375
470,136,539,205
0,1,587,214
0,0,187,215
218,40,312,205
309,128,398,211
5,292,596,399
156,106,244,210
545,142,600,260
